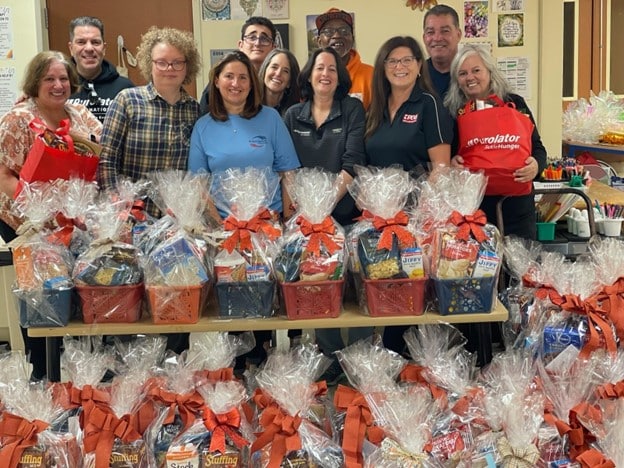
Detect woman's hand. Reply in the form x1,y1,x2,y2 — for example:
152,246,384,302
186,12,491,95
514,156,538,183
450,155,465,168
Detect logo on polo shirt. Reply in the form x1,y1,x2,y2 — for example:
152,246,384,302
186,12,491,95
249,136,268,148
402,113,419,123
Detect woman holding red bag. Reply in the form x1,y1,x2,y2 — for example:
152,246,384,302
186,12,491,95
0,51,102,242
445,44,547,239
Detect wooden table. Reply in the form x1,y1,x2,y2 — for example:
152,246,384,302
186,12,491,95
29,300,508,381
586,180,624,205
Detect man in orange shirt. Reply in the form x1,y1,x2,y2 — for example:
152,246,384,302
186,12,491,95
316,8,373,109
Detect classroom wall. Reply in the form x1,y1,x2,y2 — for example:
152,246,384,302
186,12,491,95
196,0,564,158
3,0,565,158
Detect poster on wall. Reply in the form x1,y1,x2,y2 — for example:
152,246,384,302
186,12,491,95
263,0,289,19
498,14,524,47
202,0,231,21
231,0,262,20
305,14,319,56
497,56,530,99
464,1,489,38
0,67,17,114
210,48,237,67
493,0,524,12
0,7,14,59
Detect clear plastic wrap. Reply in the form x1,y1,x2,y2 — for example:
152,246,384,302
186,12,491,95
250,343,343,467
209,167,282,318
140,171,213,324
277,168,346,283
9,181,75,327
0,381,81,468
72,196,144,323
562,90,624,143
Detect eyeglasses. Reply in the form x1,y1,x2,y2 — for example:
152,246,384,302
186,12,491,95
384,56,417,68
319,27,352,38
152,60,187,71
242,34,273,46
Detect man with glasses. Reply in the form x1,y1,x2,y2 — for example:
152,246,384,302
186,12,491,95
67,16,134,123
422,4,462,98
315,8,373,109
199,16,276,114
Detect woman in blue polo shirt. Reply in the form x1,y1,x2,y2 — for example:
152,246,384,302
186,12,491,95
365,36,453,355
365,35,453,172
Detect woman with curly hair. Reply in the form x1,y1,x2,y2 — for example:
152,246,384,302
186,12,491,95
97,26,201,216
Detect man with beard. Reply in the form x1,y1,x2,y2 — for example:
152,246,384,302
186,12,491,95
67,16,134,123
316,8,373,109
422,4,462,99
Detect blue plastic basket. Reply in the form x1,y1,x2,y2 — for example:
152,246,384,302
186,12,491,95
434,276,498,315
18,288,73,327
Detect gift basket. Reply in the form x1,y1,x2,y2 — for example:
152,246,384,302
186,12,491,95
347,165,427,316
9,181,75,327
422,169,503,314
276,168,347,319
15,118,100,198
209,167,281,318
72,197,144,323
250,343,343,467
140,171,212,324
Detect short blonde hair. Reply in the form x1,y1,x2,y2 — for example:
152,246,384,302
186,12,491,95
136,26,200,85
22,51,79,97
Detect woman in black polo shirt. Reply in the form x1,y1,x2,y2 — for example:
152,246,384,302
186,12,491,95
365,36,453,172
365,36,453,355
283,46,368,383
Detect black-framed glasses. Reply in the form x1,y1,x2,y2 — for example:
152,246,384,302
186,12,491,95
152,60,187,71
384,56,417,68
319,27,352,38
242,34,273,46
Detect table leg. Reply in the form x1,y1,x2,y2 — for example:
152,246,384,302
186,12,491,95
46,337,62,382
475,323,493,368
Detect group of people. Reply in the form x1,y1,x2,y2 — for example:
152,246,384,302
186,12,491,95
0,4,547,380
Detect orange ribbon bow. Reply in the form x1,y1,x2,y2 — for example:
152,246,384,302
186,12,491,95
222,208,281,253
47,212,86,247
593,277,624,343
539,288,618,358
297,216,340,256
0,413,49,468
193,367,235,386
149,388,206,435
361,210,415,251
250,404,302,468
333,385,384,468
203,407,249,453
449,210,489,243
399,364,448,409
544,401,600,461
576,448,616,468
595,379,624,400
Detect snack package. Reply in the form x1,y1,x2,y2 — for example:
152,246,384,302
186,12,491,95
417,169,502,314
276,168,346,283
9,181,74,327
140,171,213,324
250,343,343,467
72,197,144,323
209,167,281,318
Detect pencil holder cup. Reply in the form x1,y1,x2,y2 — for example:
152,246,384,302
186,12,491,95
577,220,591,238
603,218,623,237
536,222,556,241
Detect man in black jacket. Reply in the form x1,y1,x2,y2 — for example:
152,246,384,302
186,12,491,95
67,16,134,123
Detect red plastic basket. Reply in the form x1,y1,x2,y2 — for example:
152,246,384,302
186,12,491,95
280,280,344,319
363,277,427,317
147,283,210,324
77,283,144,324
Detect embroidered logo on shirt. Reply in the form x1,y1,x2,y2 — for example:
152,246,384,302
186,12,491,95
332,128,343,134
402,113,419,123
293,129,311,136
249,136,268,148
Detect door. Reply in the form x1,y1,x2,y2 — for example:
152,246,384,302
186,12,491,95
46,0,196,97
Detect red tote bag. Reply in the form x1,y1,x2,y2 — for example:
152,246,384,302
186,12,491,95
15,118,100,198
457,95,534,196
